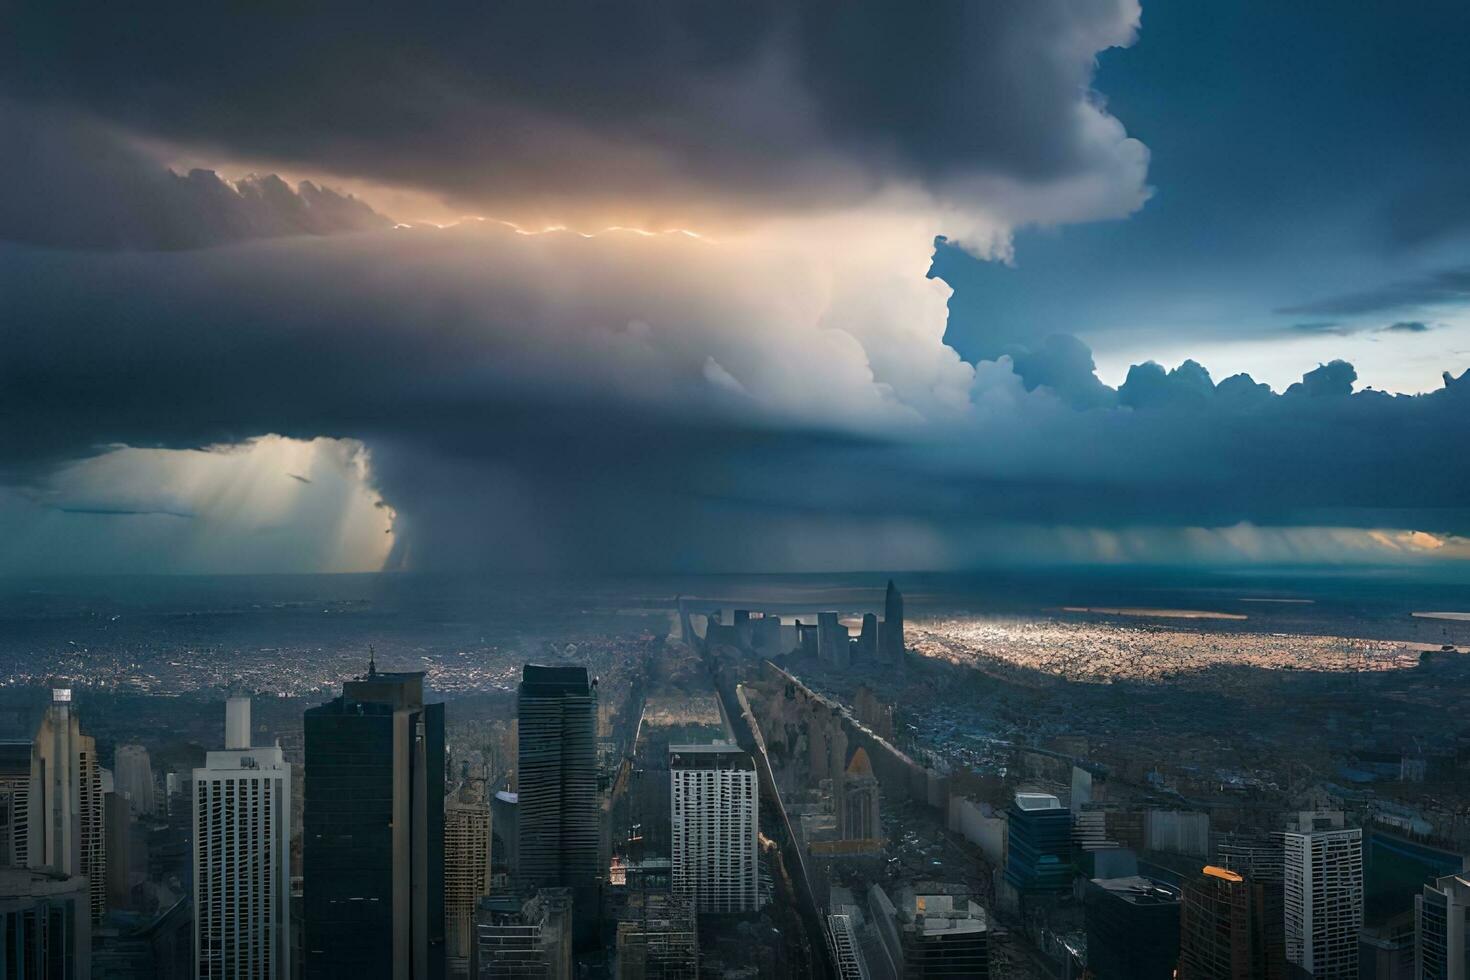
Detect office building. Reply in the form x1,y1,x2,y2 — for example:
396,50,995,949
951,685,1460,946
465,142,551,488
1283,811,1363,979
472,890,572,979
516,666,599,906
669,743,759,915
0,740,34,867
616,890,697,980
1416,874,1470,980
1215,832,1287,977
0,866,91,978
304,664,445,979
1003,793,1073,895
194,696,292,979
1179,865,1276,980
895,889,989,978
114,744,156,817
31,687,106,923
1084,875,1180,979
446,784,494,978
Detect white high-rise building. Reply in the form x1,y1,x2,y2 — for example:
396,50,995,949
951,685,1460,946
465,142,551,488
1283,811,1362,979
30,687,106,923
113,744,155,817
193,697,291,979
1417,873,1470,980
670,743,759,914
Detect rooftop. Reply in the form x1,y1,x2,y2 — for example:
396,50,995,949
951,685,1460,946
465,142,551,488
669,742,754,771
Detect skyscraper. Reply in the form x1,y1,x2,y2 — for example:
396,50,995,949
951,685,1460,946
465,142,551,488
1178,866,1272,980
669,743,758,915
1416,873,1470,980
1283,811,1362,979
304,665,445,979
516,666,599,900
30,688,105,923
194,696,291,979
445,783,493,979
113,744,155,817
1004,793,1073,896
879,580,905,666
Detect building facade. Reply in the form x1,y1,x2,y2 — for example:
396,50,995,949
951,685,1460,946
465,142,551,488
30,688,105,923
516,666,599,894
1003,793,1073,896
669,744,759,914
194,696,292,979
304,667,446,980
446,785,493,978
1084,876,1180,980
0,867,91,979
1416,874,1470,980
1283,812,1362,979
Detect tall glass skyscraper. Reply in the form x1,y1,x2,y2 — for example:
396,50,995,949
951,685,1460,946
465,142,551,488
515,665,599,927
303,665,445,979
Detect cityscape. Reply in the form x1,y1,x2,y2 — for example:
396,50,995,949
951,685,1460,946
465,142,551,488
0,572,1465,977
5,1,1470,978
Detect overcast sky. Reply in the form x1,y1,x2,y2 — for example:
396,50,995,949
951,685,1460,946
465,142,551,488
2,2,1468,574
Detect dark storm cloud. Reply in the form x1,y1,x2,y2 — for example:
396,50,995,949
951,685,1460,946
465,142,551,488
0,102,389,250
0,1,1145,223
3,229,1469,571
1382,320,1432,334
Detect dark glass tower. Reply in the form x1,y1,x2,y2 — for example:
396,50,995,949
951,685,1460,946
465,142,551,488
303,665,445,979
880,579,905,666
515,665,599,928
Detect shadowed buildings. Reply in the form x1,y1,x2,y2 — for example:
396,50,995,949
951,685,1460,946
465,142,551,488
304,664,445,979
1178,865,1282,980
1084,876,1180,979
0,866,91,978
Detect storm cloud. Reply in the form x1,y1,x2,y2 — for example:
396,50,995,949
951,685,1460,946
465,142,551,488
0,1,1149,242
3,224,1468,571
